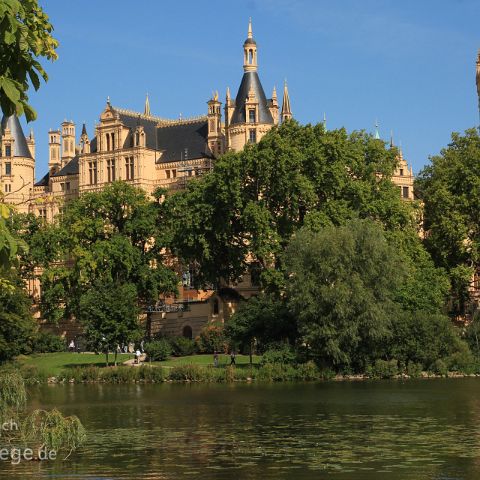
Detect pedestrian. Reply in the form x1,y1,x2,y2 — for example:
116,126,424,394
123,344,128,354
213,350,219,368
69,339,75,352
140,340,145,354
230,350,236,366
135,349,142,364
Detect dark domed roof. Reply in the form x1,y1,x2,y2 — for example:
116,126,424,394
244,37,256,45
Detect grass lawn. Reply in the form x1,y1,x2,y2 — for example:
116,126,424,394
17,352,134,376
16,352,262,376
153,354,261,368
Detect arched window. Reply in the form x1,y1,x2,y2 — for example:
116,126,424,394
182,325,193,340
248,49,253,64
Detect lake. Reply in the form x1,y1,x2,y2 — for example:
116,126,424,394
3,378,480,479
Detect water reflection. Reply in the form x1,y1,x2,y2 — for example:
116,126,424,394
2,379,480,479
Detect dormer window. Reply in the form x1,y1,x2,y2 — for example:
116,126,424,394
5,162,11,176
5,145,11,157
249,109,256,123
399,168,404,176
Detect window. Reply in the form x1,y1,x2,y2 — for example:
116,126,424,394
107,159,116,182
125,157,134,180
106,134,110,152
88,161,98,185
166,170,171,179
4,184,11,193
60,182,65,192
213,298,219,316
249,109,256,123
249,129,256,144
399,168,404,176
5,145,11,157
172,169,177,178
111,133,115,150
402,186,409,199
5,162,11,176
65,182,70,192
38,208,47,220
182,325,193,340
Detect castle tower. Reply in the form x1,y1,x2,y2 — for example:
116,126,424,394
48,129,61,173
26,129,35,160
61,120,76,166
0,115,35,212
224,86,235,149
269,86,279,125
227,20,275,151
281,80,292,122
207,91,223,157
80,123,90,154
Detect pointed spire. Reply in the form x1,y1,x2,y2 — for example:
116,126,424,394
374,120,380,140
144,93,151,116
247,17,253,39
323,112,327,130
81,122,87,137
390,130,394,148
0,115,32,158
226,86,231,101
281,79,292,122
272,85,277,100
106,95,111,106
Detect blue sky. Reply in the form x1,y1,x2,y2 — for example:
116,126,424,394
26,0,480,177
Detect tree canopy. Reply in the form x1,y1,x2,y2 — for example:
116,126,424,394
163,121,415,291
29,182,178,326
416,128,480,315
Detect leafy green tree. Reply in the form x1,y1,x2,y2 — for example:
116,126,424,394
78,282,140,366
33,182,178,325
0,271,36,362
416,129,480,315
284,219,406,370
225,295,297,359
164,121,414,291
0,0,58,120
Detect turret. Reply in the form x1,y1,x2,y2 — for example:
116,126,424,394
80,123,90,154
281,80,292,122
61,120,75,166
0,115,35,212
26,129,35,160
243,18,257,72
269,86,279,125
207,91,223,156
48,129,61,172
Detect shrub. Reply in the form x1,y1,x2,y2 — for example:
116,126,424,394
145,339,172,361
406,361,423,378
372,359,399,379
260,344,297,366
62,366,101,383
196,322,227,353
170,336,196,357
31,331,65,353
137,366,165,382
445,349,478,374
168,364,204,381
429,359,448,376
296,361,320,381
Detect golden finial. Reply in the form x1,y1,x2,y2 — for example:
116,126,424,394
248,17,253,39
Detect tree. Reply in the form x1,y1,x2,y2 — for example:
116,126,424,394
225,295,297,360
33,182,178,325
78,282,140,366
284,219,407,370
0,0,58,121
415,129,480,316
164,121,415,292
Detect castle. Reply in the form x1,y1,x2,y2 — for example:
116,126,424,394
0,21,416,339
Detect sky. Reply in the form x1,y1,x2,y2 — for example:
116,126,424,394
23,0,480,178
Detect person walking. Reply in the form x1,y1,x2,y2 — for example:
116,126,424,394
230,350,236,366
69,339,75,352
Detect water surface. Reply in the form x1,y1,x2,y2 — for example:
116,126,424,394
3,379,480,479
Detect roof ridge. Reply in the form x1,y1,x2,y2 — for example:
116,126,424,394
112,106,206,125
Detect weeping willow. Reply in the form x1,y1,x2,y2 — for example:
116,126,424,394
0,371,86,461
